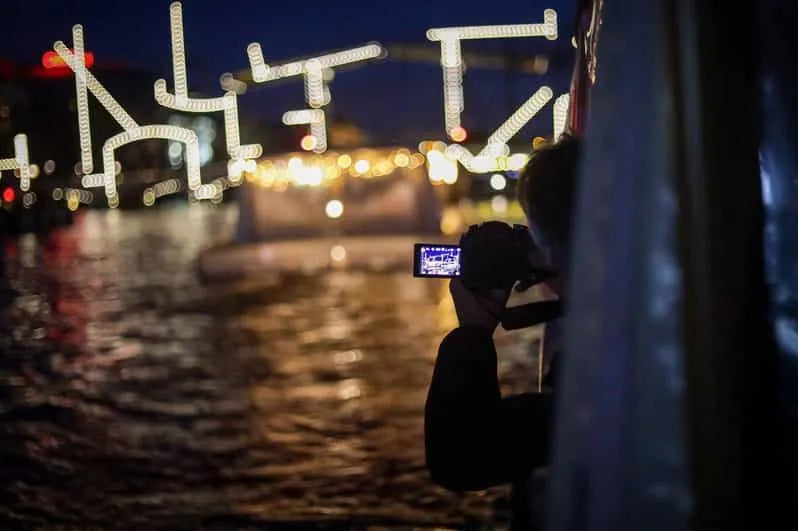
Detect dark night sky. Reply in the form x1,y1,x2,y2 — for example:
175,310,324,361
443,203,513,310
0,0,576,144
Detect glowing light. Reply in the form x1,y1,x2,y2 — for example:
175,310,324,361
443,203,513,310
304,60,325,108
490,173,507,190
427,150,458,184
426,10,558,41
409,153,426,169
337,154,352,168
309,118,327,153
154,2,261,162
450,126,468,142
72,25,92,173
394,151,410,167
330,245,347,262
480,86,553,156
325,199,344,218
143,188,156,206
67,191,80,211
22,192,36,208
247,43,384,82
427,10,558,136
52,188,64,200
81,173,104,188
288,156,303,171
491,195,508,213
282,109,326,153
300,135,317,151
353,159,370,174
0,134,31,191
44,160,56,175
99,125,200,199
282,109,324,125
507,153,529,171
55,25,226,204
42,49,94,69
247,42,384,153
55,38,138,131
553,93,570,139
29,164,40,179
533,136,549,150
2,187,14,203
169,2,187,97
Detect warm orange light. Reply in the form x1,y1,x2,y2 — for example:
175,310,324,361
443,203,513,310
2,187,15,203
300,134,317,151
532,136,549,150
450,126,468,143
42,50,94,69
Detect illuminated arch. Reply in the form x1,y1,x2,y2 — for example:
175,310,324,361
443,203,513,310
80,125,220,202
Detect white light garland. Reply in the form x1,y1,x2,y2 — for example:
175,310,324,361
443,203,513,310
55,35,203,203
0,134,31,191
73,25,93,173
282,110,327,153
427,9,558,140
247,43,384,82
426,10,558,41
154,2,262,163
247,41,384,152
56,4,262,205
54,38,139,132
553,93,570,139
482,86,553,153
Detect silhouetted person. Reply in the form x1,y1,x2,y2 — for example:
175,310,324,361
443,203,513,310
425,136,581,530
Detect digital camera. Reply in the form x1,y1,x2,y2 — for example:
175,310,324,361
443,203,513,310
413,221,546,290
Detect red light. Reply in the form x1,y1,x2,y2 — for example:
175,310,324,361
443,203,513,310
42,50,94,69
2,187,15,203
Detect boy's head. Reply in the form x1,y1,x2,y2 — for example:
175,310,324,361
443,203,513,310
518,136,581,292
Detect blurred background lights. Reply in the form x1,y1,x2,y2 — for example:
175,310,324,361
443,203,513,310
337,154,352,168
507,153,529,171
22,192,36,208
450,126,468,143
491,194,508,213
353,159,370,174
330,245,347,262
300,134,317,151
325,199,344,218
2,187,15,203
393,151,410,167
490,173,507,190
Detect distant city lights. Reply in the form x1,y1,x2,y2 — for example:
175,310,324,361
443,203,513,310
325,199,344,218
353,159,370,174
489,173,507,191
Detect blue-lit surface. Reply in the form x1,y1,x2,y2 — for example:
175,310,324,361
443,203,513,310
418,245,461,277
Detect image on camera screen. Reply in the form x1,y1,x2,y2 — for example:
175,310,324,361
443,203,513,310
416,245,461,277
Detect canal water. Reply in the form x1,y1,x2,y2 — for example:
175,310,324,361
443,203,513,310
0,203,542,529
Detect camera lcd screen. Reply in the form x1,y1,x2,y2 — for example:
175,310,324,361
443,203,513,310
413,244,462,278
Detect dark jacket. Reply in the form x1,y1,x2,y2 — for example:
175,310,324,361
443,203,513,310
424,326,554,529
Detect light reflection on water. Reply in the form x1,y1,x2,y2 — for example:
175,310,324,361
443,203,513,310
0,203,539,529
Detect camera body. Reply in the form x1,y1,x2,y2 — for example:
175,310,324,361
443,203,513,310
413,221,562,329
459,221,539,290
